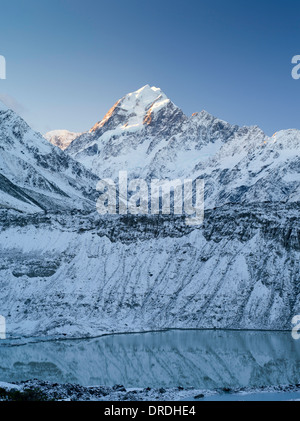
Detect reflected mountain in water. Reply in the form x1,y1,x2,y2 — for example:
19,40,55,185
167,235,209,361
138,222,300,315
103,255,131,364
0,330,299,389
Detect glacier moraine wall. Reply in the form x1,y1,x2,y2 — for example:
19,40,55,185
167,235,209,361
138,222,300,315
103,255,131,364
0,202,299,338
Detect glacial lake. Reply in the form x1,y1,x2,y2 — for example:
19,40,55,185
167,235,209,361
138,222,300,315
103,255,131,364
0,330,299,389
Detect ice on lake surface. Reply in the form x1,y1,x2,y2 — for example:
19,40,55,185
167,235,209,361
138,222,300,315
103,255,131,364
0,330,299,388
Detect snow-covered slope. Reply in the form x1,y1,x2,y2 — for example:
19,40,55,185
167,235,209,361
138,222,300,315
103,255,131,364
44,130,83,150
0,101,98,213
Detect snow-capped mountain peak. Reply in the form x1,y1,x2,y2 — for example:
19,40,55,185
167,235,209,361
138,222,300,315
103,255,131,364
45,85,300,209
122,84,169,112
89,84,171,134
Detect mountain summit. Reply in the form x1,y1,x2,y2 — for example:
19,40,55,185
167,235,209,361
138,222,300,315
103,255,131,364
48,85,300,209
90,85,171,133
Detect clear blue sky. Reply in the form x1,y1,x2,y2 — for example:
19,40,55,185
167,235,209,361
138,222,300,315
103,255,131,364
0,0,299,135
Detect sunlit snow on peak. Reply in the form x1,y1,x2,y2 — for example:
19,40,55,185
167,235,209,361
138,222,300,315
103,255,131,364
89,85,171,134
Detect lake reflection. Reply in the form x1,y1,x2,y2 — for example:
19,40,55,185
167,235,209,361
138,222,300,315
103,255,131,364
0,330,299,388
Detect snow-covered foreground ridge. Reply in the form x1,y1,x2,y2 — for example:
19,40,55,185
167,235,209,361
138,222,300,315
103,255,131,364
0,86,299,338
0,101,98,213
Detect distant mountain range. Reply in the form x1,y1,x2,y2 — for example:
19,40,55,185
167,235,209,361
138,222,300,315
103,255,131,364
46,85,300,209
0,86,299,339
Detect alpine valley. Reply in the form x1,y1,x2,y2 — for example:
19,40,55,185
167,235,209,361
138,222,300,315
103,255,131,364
0,85,299,339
